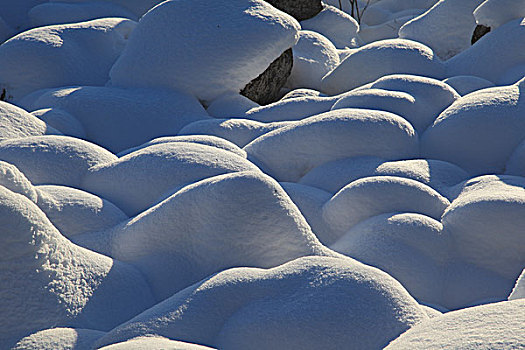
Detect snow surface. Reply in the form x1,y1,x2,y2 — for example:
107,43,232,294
474,0,525,29
11,328,105,350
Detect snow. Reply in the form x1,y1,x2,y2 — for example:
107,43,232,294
0,101,60,141
109,0,300,103
474,0,525,29
442,75,495,96
509,269,525,300
95,256,428,349
206,93,259,119
99,336,216,350
0,160,38,202
0,18,136,102
31,108,86,139
11,328,105,350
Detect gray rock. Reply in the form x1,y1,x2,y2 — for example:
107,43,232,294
265,0,323,21
471,24,490,44
241,48,293,105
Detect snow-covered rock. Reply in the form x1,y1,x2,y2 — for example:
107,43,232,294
109,0,300,104
266,0,323,21
31,108,86,139
0,18,136,102
206,93,259,119
99,336,216,350
0,101,60,141
442,75,494,96
95,256,428,349
0,160,38,202
474,0,525,30
245,108,418,182
11,328,105,350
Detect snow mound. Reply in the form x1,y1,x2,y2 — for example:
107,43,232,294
206,93,259,119
359,13,421,44
82,142,259,216
95,256,428,349
0,135,116,187
446,18,525,84
21,86,209,153
0,18,136,102
331,213,449,306
109,0,300,103
79,171,333,300
385,299,525,349
35,185,128,238
179,118,292,148
322,39,445,94
505,138,525,176
11,328,105,350
299,157,468,197
442,75,495,96
244,108,418,182
300,5,360,48
421,82,525,175
360,0,437,26
442,175,525,281
0,160,38,202
281,88,326,99
31,108,86,138
322,176,450,237
287,30,340,91
399,0,485,60
99,336,216,350
28,2,137,27
0,186,154,345
509,269,525,300
117,135,246,158
474,0,525,29
0,101,60,140
48,0,165,18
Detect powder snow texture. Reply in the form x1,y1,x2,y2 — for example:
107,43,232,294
35,185,128,238
0,101,60,140
0,160,38,202
244,108,418,182
287,30,340,91
421,82,525,175
28,2,138,27
0,186,154,346
322,176,450,238
474,0,525,29
179,119,293,148
11,328,105,350
442,75,494,96
300,5,360,48
385,299,525,349
81,142,260,216
99,336,216,350
79,171,333,300
0,135,116,188
446,18,525,84
21,86,209,153
31,108,86,138
299,157,468,197
322,39,445,95
95,256,428,350
109,0,300,103
399,0,485,60
509,269,525,300
0,18,136,102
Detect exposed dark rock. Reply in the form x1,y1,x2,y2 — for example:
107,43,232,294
471,24,491,45
241,48,293,105
265,0,323,21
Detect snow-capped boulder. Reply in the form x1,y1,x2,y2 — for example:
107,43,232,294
442,75,494,96
0,186,154,346
358,13,422,44
266,0,323,21
78,172,334,300
95,256,428,349
509,269,525,300
399,0,485,60
109,0,300,104
244,108,419,182
31,108,86,139
287,30,340,91
385,299,525,349
206,93,259,119
281,88,326,99
322,176,450,237
0,101,60,141
35,185,128,238
11,328,105,350
322,39,445,94
474,0,525,30
21,86,209,153
0,135,116,188
0,18,136,102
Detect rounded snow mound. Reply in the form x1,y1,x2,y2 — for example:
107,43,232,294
321,39,445,94
331,213,450,306
244,108,419,182
0,160,38,202
505,138,525,176
35,185,128,238
95,256,428,350
21,86,209,153
109,0,300,103
79,171,333,300
442,75,495,96
474,0,525,29
385,299,525,349
509,269,525,300
322,176,450,238
0,18,136,102
11,328,105,350
206,93,259,119
99,336,216,350
0,185,154,344
82,142,259,216
421,82,525,175
0,101,60,141
31,108,86,138
0,135,117,188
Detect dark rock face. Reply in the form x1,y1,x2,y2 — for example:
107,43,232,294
471,24,491,44
265,0,323,21
241,48,293,105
